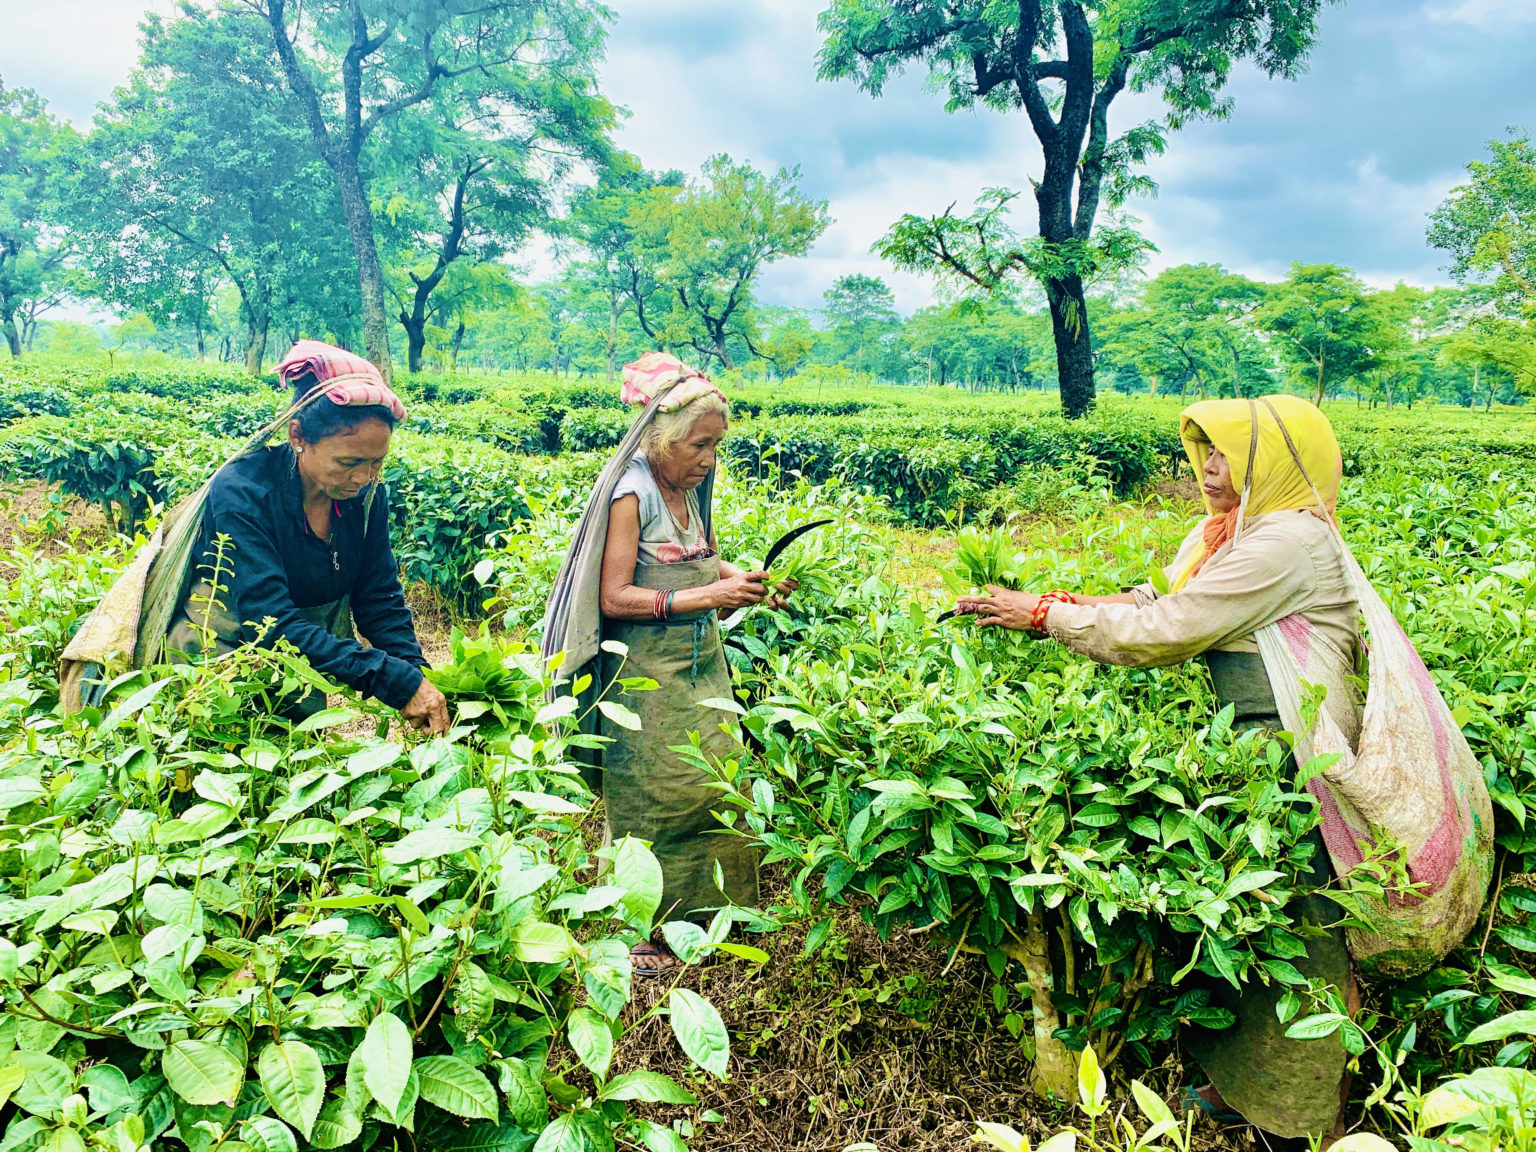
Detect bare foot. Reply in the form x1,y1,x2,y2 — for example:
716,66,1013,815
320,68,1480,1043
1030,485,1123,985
629,940,680,975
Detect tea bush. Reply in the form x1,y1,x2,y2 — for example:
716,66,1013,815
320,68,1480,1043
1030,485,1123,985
0,619,746,1152
0,414,167,531
382,434,535,611
698,546,1330,1097
559,407,630,455
0,386,73,422
4,357,1536,1140
720,405,1179,525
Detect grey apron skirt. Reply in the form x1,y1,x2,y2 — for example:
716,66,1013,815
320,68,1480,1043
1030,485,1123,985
1182,649,1350,1139
599,556,760,924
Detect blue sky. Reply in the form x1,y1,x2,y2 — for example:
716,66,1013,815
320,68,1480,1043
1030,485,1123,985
6,0,1536,314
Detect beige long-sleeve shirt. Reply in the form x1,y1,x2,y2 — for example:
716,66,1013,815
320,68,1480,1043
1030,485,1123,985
1045,510,1361,669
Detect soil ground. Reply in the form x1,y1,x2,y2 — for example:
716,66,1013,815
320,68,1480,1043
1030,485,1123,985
0,481,114,569
612,890,1277,1152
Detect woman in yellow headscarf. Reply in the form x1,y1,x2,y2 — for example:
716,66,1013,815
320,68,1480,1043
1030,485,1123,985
956,395,1362,1146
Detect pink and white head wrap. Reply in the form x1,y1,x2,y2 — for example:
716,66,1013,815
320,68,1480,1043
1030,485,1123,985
276,340,407,422
620,352,724,413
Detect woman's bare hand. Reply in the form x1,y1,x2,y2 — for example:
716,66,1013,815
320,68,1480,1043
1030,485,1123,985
766,577,800,611
401,677,450,735
953,586,1042,632
711,570,770,610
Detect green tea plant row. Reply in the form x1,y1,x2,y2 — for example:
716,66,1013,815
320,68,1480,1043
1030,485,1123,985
0,414,569,612
0,542,753,1152
1,362,1186,533
699,445,1536,1110
2,373,1536,1138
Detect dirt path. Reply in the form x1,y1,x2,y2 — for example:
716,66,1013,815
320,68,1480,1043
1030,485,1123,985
615,896,1262,1152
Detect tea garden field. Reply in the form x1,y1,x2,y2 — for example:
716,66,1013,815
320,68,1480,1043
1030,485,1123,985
0,357,1534,1152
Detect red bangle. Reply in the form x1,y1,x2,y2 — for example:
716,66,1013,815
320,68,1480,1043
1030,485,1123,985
1030,590,1076,633
653,588,667,620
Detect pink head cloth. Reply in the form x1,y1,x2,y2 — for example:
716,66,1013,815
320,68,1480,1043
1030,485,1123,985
620,352,724,413
276,339,407,422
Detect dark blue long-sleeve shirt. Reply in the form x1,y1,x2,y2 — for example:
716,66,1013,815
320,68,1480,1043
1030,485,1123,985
191,445,426,709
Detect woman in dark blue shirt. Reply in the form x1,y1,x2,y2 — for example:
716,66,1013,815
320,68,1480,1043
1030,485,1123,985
168,342,448,734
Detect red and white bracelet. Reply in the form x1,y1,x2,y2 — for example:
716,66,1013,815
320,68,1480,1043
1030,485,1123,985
1029,590,1077,633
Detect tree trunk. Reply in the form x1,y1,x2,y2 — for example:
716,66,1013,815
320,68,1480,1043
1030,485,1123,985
1,314,21,359
264,0,392,378
245,313,269,376
606,292,620,384
1019,908,1075,1101
402,312,427,375
1314,349,1326,407
1045,276,1095,418
451,320,465,370
713,336,735,370
333,160,392,376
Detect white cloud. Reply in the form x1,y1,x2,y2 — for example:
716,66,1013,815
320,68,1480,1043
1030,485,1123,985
7,0,1536,315
1426,0,1536,29
0,0,164,124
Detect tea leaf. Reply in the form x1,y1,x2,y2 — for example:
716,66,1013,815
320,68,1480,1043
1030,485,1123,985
496,1058,548,1128
600,1070,697,1105
413,1055,498,1122
241,1116,299,1152
670,987,730,1078
360,1012,413,1117
566,1007,614,1081
633,1119,689,1152
1461,1010,1536,1047
164,1039,244,1107
1284,1013,1347,1041
381,827,483,865
258,1040,325,1140
613,836,664,931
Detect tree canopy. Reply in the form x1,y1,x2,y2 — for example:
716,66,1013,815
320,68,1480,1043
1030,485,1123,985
818,0,1336,417
0,81,74,358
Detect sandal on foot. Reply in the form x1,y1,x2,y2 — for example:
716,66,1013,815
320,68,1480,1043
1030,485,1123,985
1182,1086,1245,1125
629,940,680,977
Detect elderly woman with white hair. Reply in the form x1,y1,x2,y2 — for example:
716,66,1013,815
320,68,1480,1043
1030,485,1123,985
543,353,789,973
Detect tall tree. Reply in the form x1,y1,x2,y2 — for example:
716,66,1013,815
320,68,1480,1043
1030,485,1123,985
0,82,74,359
74,9,351,372
823,273,899,374
1143,264,1266,396
251,0,610,375
1427,131,1536,408
624,156,830,369
756,306,820,379
566,158,685,382
374,41,612,373
1256,263,1381,405
1095,304,1218,398
1429,131,1536,323
819,0,1334,418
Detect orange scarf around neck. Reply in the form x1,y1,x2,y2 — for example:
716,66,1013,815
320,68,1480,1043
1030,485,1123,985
1191,506,1242,583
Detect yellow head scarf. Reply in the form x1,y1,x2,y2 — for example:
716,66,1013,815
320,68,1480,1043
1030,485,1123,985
1170,394,1343,591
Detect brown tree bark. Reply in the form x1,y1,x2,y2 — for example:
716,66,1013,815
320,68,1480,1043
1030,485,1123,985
264,0,431,378
399,160,480,374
